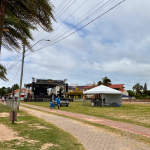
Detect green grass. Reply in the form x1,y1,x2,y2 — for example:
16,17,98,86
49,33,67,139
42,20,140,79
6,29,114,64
0,103,84,150
22,101,150,128
21,104,150,147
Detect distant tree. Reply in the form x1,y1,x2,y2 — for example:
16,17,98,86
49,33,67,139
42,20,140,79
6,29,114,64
0,87,6,96
97,77,111,86
14,84,19,90
143,82,147,93
97,81,103,86
6,87,12,94
133,83,143,95
127,90,135,97
146,90,150,96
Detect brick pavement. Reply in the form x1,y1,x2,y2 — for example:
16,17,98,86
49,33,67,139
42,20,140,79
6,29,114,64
20,106,150,150
21,103,150,138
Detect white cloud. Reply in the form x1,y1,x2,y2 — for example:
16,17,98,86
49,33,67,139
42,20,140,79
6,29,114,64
1,0,150,90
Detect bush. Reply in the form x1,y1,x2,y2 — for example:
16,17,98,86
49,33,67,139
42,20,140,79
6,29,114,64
67,91,83,96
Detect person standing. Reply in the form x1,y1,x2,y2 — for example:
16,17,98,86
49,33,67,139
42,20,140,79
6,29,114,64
56,96,60,109
103,98,106,105
4,96,6,102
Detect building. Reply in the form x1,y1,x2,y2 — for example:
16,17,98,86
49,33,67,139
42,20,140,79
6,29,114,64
108,84,128,96
68,84,128,99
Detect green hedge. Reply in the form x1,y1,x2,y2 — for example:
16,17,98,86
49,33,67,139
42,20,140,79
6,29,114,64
67,91,83,96
135,96,150,99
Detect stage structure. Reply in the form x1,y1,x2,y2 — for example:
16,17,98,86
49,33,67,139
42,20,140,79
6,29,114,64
24,78,68,102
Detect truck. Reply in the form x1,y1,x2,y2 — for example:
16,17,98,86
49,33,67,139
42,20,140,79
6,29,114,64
53,98,70,107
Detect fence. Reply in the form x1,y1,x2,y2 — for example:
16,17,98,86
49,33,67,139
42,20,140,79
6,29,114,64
24,98,52,102
82,100,91,106
6,99,18,109
122,99,150,102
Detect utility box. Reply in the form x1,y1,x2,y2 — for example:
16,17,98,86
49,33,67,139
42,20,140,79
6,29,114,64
9,111,17,123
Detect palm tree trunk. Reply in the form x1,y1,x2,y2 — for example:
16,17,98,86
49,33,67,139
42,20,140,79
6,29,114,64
0,0,7,56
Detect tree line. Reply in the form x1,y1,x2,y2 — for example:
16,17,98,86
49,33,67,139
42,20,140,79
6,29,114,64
127,83,150,98
97,77,150,99
0,83,19,96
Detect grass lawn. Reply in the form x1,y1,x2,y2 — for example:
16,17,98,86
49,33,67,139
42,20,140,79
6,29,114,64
22,101,150,128
0,103,84,150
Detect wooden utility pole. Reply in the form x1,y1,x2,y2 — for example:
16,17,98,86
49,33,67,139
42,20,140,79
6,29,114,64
17,44,25,111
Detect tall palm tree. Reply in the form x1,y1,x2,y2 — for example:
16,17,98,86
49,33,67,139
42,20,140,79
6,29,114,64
0,63,8,81
133,83,143,95
0,0,55,53
97,77,111,86
3,15,34,51
102,77,111,86
0,0,55,82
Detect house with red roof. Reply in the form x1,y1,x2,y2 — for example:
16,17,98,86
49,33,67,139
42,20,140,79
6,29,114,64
8,88,32,99
108,84,128,96
68,84,128,96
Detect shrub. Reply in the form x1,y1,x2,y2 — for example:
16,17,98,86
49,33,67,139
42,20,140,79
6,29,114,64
67,91,83,96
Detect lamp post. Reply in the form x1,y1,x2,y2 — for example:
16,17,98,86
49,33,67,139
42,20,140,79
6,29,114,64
17,39,50,111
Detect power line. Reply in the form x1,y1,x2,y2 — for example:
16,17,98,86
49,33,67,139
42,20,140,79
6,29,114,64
7,62,21,85
32,0,70,39
4,53,18,67
6,0,124,70
6,54,21,69
33,0,87,50
47,0,113,45
27,0,124,55
30,0,60,38
33,0,110,49
54,0,73,18
7,58,21,71
33,0,75,40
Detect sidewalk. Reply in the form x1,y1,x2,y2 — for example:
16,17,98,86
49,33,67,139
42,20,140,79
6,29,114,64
21,103,150,138
20,105,150,150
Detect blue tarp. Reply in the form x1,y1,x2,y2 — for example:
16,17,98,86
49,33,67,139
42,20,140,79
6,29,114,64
122,94,130,98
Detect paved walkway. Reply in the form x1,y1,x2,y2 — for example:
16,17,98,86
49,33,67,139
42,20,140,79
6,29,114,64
20,106,150,150
21,103,150,138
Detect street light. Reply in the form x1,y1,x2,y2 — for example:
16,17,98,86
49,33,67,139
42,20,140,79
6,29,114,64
25,39,50,52
17,39,50,111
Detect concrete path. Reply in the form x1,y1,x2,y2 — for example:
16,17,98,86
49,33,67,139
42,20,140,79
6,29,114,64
20,106,150,150
21,103,150,138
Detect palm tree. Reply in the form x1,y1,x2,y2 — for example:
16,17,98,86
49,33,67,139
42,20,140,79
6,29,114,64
0,63,8,81
97,77,111,86
3,15,34,51
133,83,143,95
0,0,55,53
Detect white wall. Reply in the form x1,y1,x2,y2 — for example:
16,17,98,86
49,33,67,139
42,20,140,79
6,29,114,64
122,90,128,96
103,94,122,106
53,86,60,95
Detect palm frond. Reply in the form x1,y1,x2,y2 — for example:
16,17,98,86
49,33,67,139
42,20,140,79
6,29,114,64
0,64,8,81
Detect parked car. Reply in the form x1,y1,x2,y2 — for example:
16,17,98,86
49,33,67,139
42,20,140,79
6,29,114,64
53,98,69,107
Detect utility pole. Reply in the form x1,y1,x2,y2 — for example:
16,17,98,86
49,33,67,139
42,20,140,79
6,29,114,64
16,39,50,111
17,44,25,111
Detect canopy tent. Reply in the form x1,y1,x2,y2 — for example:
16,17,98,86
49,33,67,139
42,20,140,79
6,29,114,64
83,85,122,106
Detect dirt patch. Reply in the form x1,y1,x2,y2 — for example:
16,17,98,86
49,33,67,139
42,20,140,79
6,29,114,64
0,124,22,142
41,143,59,150
0,113,25,118
16,121,26,124
0,113,9,117
28,123,50,129
16,139,39,145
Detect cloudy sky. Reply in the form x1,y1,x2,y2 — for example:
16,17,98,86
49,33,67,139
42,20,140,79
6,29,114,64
1,0,150,90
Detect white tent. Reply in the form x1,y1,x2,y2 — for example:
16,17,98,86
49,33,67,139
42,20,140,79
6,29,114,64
83,85,122,106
